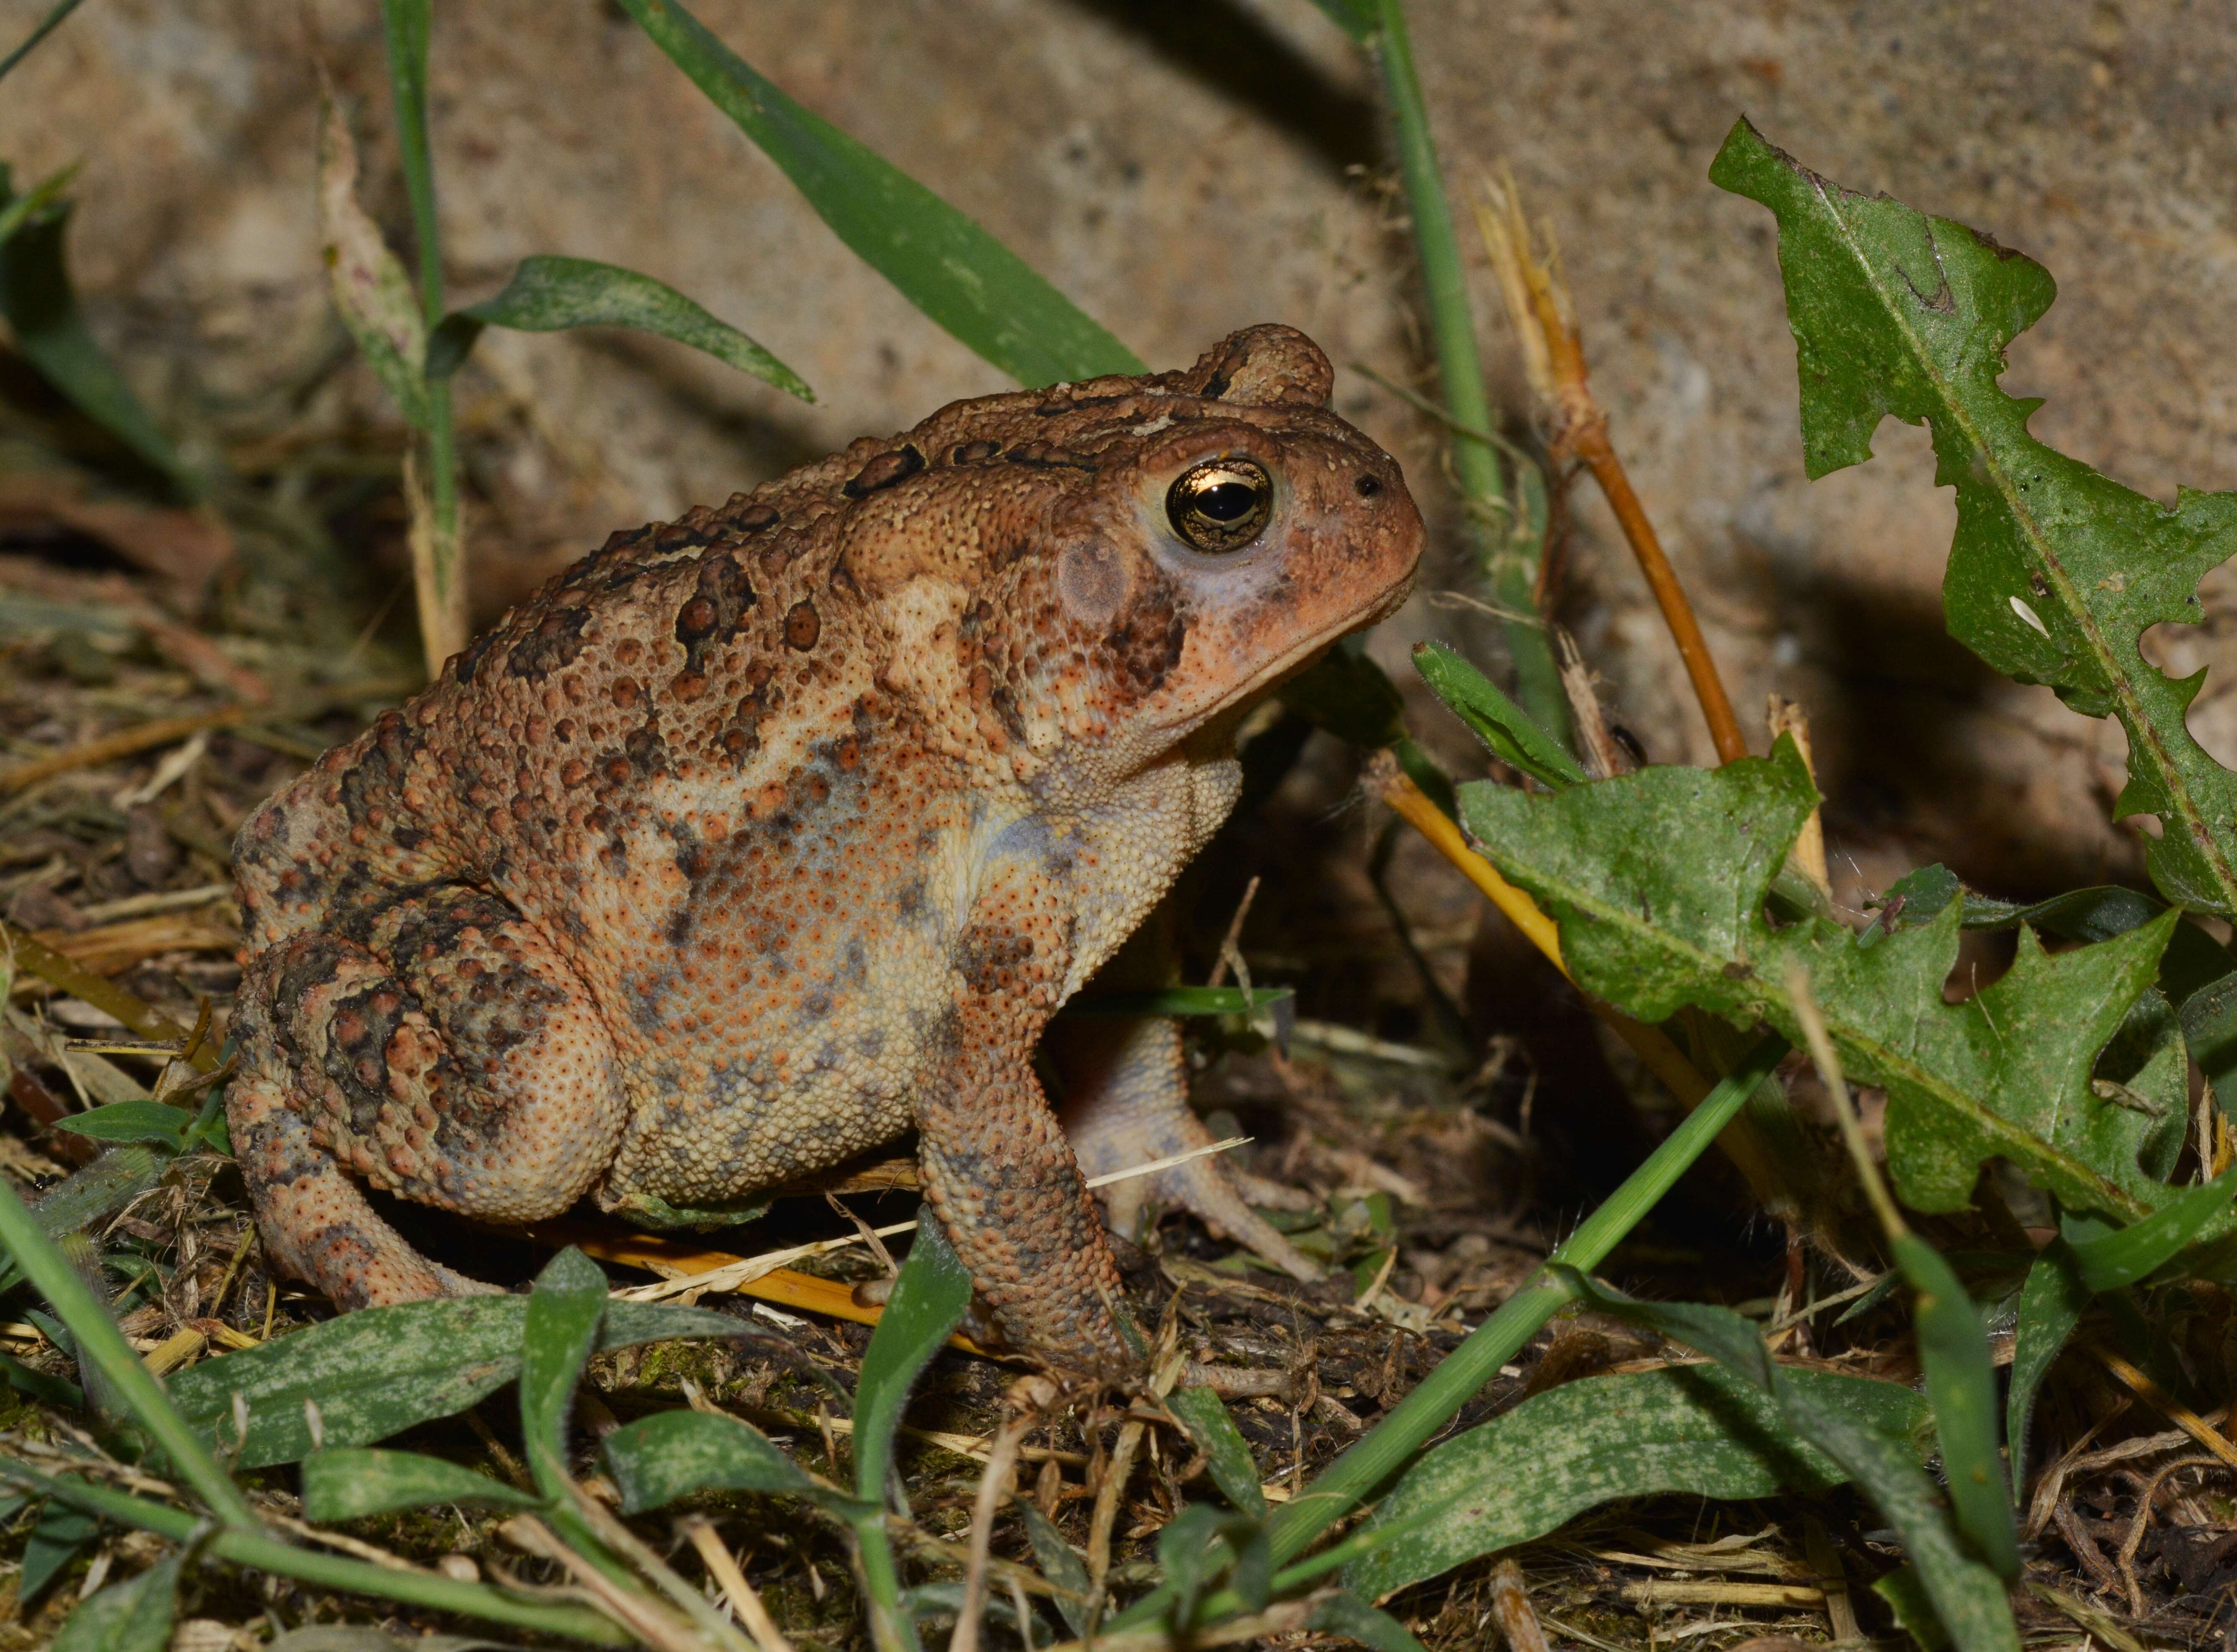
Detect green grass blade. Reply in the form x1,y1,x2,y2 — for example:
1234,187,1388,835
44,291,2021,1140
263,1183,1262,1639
2068,1167,2237,1291
0,0,83,84
518,1247,610,1500
0,182,199,497
603,1409,868,1517
1414,641,1587,789
1891,1234,2018,1578
1116,1034,1786,1634
2006,1240,2088,1499
1300,0,1374,42
21,1502,99,1606
1306,1593,1427,1652
1018,1501,1089,1634
614,0,1139,388
1372,0,1566,746
167,1293,736,1469
849,1210,972,1652
299,1447,541,1523
427,254,811,399
53,1101,193,1152
1166,1387,1268,1516
853,1212,973,1509
1064,985,1291,1020
1,1458,631,1645
0,1175,258,1529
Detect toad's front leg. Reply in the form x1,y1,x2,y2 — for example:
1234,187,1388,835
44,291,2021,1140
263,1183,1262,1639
915,887,1138,1378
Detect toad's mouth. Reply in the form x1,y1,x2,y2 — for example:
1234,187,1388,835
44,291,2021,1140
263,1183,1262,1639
1157,567,1416,733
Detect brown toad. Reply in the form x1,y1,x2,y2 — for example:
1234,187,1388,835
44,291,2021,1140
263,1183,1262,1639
228,325,1421,1372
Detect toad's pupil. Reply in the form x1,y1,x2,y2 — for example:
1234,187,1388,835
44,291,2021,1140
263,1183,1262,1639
1195,482,1257,521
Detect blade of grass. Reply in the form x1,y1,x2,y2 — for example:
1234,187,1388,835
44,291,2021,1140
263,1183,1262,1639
1787,958,2018,1578
378,0,464,669
0,0,84,84
850,1212,974,1652
614,0,1138,388
1371,0,1566,745
0,1459,630,1646
0,175,200,498
426,254,811,399
0,1175,258,1530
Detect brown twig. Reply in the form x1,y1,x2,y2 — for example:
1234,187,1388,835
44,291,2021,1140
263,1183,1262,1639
2095,1349,2237,1473
1477,171,1747,766
684,1518,792,1652
953,1417,1032,1652
0,708,249,794
0,919,213,1070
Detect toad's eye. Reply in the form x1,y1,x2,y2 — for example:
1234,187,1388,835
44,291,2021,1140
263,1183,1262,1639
1166,458,1273,554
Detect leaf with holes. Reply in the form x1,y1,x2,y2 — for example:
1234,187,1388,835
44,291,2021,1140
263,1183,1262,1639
1714,118,2237,918
1458,741,2202,1235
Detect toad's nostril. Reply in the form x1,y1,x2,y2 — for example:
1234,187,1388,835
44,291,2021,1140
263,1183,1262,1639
1355,475,1383,498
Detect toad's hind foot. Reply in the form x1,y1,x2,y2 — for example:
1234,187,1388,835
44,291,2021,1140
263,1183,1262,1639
1051,1014,1324,1284
227,1074,500,1308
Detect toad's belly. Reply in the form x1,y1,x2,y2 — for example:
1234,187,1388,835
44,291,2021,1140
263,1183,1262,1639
592,912,960,1206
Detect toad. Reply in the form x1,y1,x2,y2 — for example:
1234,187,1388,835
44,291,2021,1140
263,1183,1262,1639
229,324,1421,1372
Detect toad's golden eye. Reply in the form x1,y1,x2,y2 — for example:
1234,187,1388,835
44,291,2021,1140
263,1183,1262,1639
1166,458,1273,554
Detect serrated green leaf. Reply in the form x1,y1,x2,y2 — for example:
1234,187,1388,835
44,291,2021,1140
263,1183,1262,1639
53,1101,192,1152
1343,1363,1929,1602
52,1547,180,1652
518,1247,608,1500
1560,1273,2018,1652
167,1293,738,1470
1165,1386,1267,1517
613,0,1138,388
300,1447,541,1523
601,1408,866,1517
426,255,810,400
0,171,197,496
1457,741,2190,1229
1893,1234,2016,1577
1414,641,1587,790
1713,118,2237,917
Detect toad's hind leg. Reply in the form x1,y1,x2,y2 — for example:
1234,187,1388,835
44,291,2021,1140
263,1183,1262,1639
228,888,626,1310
